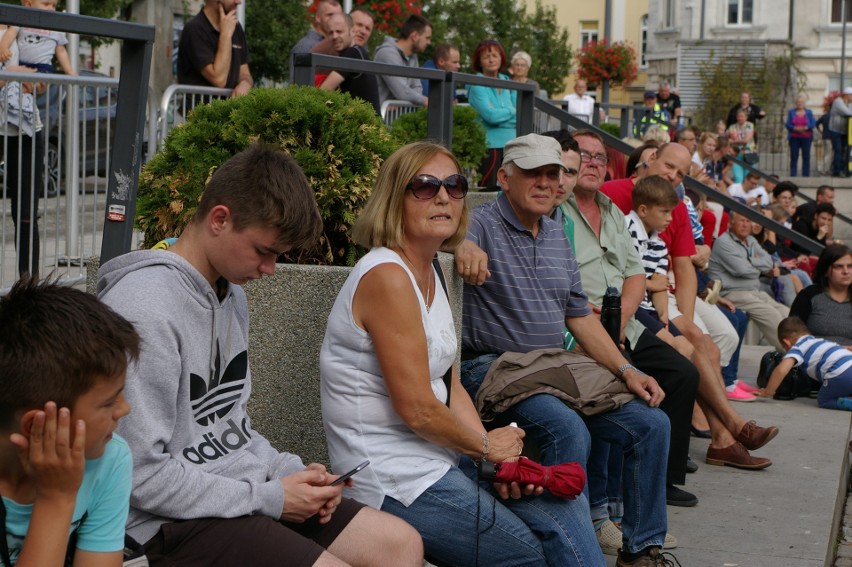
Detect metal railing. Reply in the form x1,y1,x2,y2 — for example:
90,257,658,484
152,53,826,256
148,84,231,160
0,6,153,292
531,99,827,255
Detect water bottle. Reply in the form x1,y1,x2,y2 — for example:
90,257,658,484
600,286,621,346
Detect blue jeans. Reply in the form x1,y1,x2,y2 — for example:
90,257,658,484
582,401,669,553
720,307,749,387
817,367,852,410
789,137,812,177
381,457,605,567
461,355,668,555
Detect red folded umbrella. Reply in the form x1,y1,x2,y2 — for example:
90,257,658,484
490,457,586,499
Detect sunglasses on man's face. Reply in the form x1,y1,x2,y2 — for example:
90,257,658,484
406,174,469,200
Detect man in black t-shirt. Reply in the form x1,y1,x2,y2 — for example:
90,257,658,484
177,0,253,97
318,12,380,115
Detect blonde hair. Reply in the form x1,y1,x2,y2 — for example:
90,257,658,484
642,125,670,144
352,141,469,250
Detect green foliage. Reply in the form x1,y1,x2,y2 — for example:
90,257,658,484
599,122,621,139
693,46,804,152
137,87,399,265
389,105,486,172
420,0,572,96
522,0,572,96
245,0,308,84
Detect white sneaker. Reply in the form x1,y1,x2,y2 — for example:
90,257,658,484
598,519,678,554
596,519,622,556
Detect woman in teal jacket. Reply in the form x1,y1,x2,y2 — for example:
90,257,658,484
468,39,516,190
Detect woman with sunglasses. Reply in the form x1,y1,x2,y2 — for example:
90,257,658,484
320,142,600,566
468,39,517,191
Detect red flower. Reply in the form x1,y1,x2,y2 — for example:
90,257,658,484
576,40,637,87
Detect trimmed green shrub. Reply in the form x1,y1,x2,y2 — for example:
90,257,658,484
599,122,622,139
137,87,398,265
389,106,487,175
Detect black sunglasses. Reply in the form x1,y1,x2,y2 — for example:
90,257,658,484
406,174,469,200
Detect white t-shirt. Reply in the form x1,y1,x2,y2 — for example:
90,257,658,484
728,183,769,207
320,247,458,509
562,93,596,120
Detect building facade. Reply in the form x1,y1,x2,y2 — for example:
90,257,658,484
550,0,650,105
645,0,852,113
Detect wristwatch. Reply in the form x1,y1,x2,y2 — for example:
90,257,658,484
616,363,637,378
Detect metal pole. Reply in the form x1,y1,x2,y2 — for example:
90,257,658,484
238,0,245,27
602,0,611,104
64,0,80,261
841,0,848,90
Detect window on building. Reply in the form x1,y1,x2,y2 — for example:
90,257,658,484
832,0,852,23
580,21,599,48
664,0,675,27
640,15,648,68
727,0,753,25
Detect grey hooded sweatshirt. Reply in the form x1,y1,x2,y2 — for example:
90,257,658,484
373,35,426,106
98,250,304,544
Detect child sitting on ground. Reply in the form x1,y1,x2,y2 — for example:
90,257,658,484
0,278,140,566
757,316,852,410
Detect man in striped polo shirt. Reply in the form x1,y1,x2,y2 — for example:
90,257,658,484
458,133,675,566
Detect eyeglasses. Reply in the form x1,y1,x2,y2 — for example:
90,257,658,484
406,174,469,200
579,150,609,166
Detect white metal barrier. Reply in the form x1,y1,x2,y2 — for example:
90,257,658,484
148,84,231,160
379,99,422,129
0,69,127,291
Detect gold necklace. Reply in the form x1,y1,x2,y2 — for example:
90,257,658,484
399,249,433,311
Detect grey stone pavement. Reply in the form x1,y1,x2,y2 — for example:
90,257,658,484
603,345,851,567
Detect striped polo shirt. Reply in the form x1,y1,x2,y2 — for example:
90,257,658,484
462,193,591,355
786,335,852,383
625,210,669,311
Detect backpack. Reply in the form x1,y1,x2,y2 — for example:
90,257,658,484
756,351,813,400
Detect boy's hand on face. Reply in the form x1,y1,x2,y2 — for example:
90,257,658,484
9,402,85,502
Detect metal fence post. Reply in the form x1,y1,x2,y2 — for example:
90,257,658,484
425,72,453,146
99,27,155,262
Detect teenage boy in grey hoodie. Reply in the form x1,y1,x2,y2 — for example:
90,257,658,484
374,13,431,107
98,144,423,566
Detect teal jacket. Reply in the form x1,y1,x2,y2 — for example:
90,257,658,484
468,73,517,148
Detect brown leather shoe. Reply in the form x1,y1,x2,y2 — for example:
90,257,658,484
736,420,779,450
706,441,772,470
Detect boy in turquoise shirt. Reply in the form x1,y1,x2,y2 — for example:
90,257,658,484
0,278,140,567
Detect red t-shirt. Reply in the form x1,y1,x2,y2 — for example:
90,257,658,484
600,178,696,258
701,208,717,247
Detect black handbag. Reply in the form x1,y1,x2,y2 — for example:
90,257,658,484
756,351,813,400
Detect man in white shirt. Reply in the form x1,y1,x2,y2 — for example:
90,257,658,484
727,171,769,208
563,79,598,122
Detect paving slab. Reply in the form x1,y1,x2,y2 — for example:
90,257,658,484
605,346,851,567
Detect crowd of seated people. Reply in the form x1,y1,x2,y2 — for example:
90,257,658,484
10,12,846,567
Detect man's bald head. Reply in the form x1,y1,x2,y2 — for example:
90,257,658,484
644,143,691,187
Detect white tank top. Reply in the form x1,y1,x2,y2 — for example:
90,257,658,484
320,247,458,509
